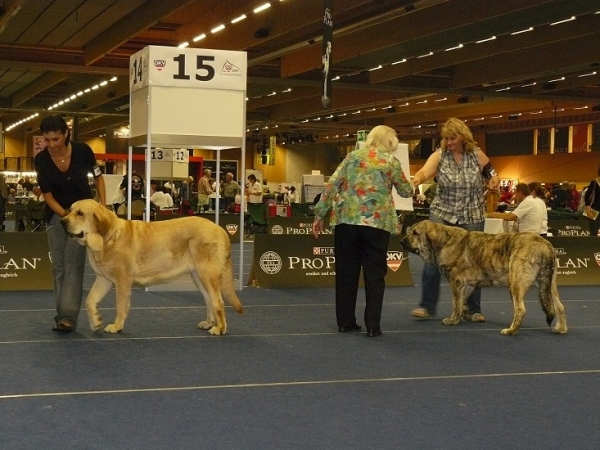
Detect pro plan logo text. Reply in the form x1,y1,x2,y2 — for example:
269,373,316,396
154,59,166,71
386,251,406,272
313,247,334,255
220,60,242,77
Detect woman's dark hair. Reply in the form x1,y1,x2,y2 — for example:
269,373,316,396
40,114,70,145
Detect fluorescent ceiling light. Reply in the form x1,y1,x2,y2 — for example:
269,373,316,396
392,58,407,65
211,24,225,33
193,33,206,42
445,44,463,51
511,27,533,35
476,36,496,43
178,42,189,48
231,14,247,24
417,52,433,58
254,3,271,13
550,16,576,26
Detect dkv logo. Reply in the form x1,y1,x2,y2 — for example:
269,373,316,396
386,251,406,272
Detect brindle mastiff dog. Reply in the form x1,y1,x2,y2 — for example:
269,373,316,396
61,199,243,335
401,220,567,335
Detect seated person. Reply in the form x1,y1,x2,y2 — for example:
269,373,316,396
226,194,242,214
286,186,300,204
150,186,174,210
487,183,546,234
31,185,45,203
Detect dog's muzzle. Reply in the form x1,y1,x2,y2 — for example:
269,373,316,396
400,235,419,255
60,219,84,238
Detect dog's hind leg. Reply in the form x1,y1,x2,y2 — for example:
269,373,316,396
86,276,113,331
548,274,567,334
501,280,528,335
192,271,216,331
194,268,227,335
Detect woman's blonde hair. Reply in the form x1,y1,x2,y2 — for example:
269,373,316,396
440,117,476,152
365,125,399,153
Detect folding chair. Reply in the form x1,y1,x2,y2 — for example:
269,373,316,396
291,202,310,217
25,199,47,232
245,202,268,238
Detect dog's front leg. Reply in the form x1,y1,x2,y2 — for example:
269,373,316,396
86,276,113,331
441,282,463,326
104,282,132,333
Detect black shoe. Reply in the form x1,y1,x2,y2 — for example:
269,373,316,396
52,319,75,333
338,324,362,333
366,329,382,337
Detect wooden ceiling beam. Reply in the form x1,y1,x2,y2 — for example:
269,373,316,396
452,33,600,89
280,0,552,78
83,0,195,65
370,12,600,84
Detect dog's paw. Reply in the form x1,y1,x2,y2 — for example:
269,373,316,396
104,323,123,334
552,325,568,334
207,326,225,336
89,319,103,332
441,317,459,326
197,320,213,330
500,328,519,336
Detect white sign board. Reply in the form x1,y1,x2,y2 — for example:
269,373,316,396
150,148,189,163
129,46,247,92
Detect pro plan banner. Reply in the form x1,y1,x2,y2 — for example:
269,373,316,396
546,237,600,285
547,220,591,237
322,0,333,108
0,232,53,291
268,216,331,235
250,234,413,288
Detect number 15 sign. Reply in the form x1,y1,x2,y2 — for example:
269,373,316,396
129,46,247,93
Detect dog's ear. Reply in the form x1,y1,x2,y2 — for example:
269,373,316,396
86,232,104,252
94,206,111,237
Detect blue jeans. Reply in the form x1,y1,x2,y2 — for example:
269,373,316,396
419,215,484,315
47,214,87,327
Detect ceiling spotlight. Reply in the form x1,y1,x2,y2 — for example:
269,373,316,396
254,27,270,38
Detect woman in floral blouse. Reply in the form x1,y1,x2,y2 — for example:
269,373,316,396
312,125,412,337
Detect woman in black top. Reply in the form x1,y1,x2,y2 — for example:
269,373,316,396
584,164,600,237
34,115,106,332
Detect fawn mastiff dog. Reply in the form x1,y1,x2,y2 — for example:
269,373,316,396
401,220,567,335
61,199,243,335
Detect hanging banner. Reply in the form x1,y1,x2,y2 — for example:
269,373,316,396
322,0,333,108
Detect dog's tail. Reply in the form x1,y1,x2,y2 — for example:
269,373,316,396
538,257,556,326
221,256,244,314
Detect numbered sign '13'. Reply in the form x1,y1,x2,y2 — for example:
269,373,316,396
129,46,247,93
150,149,190,163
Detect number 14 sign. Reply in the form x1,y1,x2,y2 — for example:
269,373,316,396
129,46,247,93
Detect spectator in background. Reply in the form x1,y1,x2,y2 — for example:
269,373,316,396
552,181,570,209
150,185,174,210
120,171,144,200
287,186,299,204
567,182,581,212
221,172,241,211
247,174,263,204
583,165,600,237
22,175,35,193
487,183,546,235
197,169,213,212
528,182,549,236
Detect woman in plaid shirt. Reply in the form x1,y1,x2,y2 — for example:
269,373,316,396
411,117,500,322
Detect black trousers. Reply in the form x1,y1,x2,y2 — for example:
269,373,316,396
334,224,391,330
